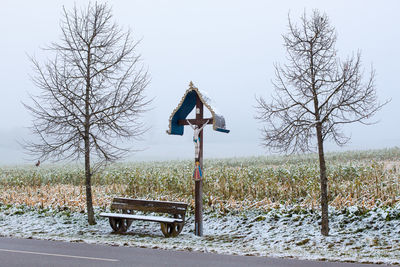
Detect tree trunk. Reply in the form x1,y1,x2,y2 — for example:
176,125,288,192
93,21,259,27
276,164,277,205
316,123,329,236
84,137,96,225
85,48,95,225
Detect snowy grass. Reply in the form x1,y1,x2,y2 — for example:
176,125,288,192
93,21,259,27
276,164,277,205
0,204,399,265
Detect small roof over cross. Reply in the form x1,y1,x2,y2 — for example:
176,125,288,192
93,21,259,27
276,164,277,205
166,82,230,135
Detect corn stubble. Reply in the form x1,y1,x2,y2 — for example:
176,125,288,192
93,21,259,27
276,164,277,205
0,148,399,212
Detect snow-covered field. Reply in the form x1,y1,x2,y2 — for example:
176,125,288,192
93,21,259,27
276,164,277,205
0,204,399,265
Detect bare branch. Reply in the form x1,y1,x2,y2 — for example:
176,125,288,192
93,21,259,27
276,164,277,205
256,10,387,153
24,2,150,166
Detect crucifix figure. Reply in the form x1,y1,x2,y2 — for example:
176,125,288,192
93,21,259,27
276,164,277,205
187,119,209,160
187,119,209,181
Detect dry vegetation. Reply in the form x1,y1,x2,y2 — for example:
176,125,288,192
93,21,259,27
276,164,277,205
0,148,399,213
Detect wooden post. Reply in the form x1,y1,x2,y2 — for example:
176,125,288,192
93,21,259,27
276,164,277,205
195,95,203,236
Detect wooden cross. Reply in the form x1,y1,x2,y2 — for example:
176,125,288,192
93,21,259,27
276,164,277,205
168,81,229,236
177,94,212,236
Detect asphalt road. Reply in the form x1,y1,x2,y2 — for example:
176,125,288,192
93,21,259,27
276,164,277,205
0,237,388,267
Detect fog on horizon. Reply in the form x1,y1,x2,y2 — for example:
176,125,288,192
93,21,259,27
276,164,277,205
0,0,399,165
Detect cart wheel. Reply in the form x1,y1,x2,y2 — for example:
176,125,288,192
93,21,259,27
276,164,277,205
160,222,184,237
109,217,129,233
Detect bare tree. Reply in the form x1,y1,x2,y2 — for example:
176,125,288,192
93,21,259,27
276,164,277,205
256,10,387,236
24,2,150,225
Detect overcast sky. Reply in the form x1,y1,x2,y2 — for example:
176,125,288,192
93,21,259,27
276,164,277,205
0,0,399,164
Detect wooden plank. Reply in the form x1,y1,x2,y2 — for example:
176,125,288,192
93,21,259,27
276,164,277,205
99,212,183,224
177,118,213,126
111,203,186,215
113,198,188,209
112,200,187,210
